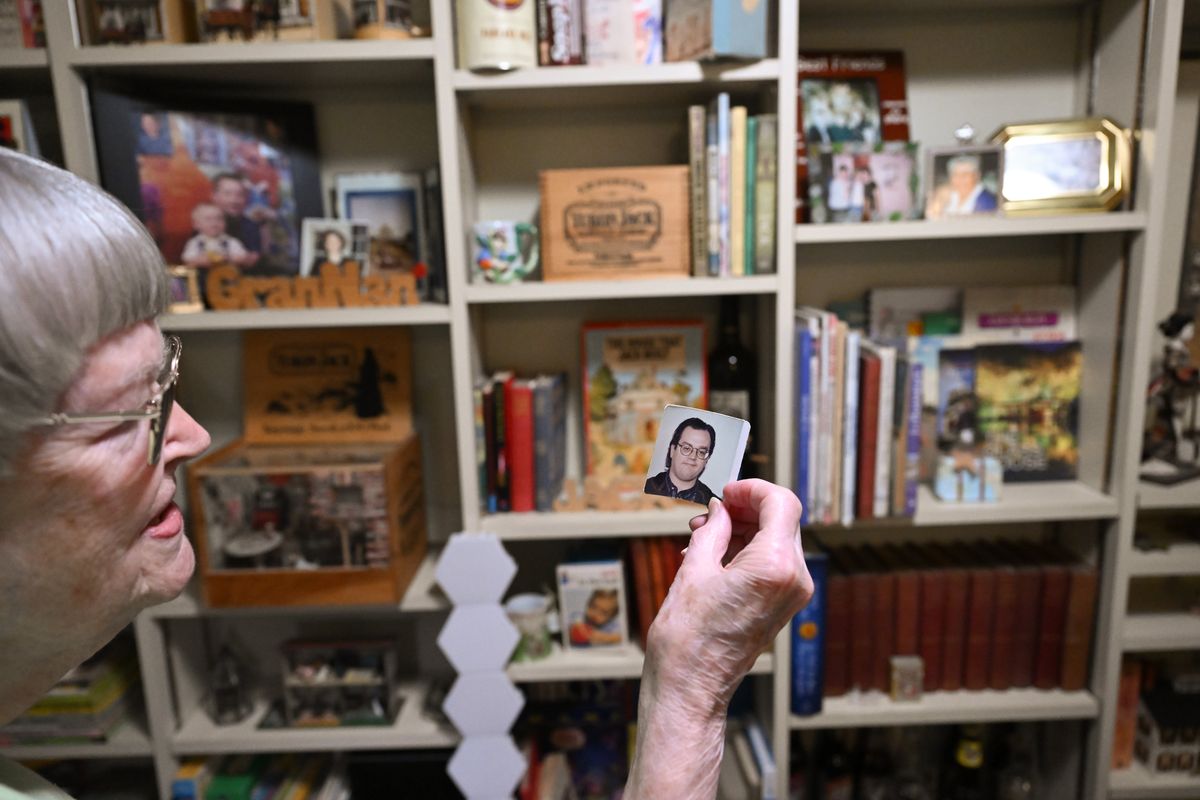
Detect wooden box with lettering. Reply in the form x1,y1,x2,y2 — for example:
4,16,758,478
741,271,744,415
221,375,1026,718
539,165,691,281
188,436,428,608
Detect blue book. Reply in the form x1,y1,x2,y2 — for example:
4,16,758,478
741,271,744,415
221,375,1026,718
708,92,731,276
795,324,813,526
903,363,923,517
712,0,768,59
791,552,827,716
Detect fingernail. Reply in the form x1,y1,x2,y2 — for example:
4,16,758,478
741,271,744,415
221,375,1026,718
708,498,720,512
690,514,707,527
680,547,689,556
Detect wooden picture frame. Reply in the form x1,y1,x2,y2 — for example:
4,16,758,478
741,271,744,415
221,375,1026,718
166,265,204,313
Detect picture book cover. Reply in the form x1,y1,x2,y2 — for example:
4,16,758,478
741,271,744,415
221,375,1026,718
582,321,707,486
975,341,1082,482
936,348,977,451
795,51,910,223
557,561,630,652
960,286,1077,344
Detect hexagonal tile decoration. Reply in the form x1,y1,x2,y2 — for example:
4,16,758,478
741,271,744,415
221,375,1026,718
435,533,517,606
447,734,526,799
437,605,519,673
444,672,525,736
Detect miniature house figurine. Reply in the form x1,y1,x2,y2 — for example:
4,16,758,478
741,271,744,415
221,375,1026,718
209,645,253,726
1142,309,1200,484
281,639,398,727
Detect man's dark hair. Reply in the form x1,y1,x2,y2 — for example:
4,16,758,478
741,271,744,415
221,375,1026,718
1160,310,1195,338
212,172,246,192
665,417,716,470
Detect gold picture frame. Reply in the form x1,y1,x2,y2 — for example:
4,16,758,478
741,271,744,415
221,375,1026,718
990,117,1130,215
166,265,204,314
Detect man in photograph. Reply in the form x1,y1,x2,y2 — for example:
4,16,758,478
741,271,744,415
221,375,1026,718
210,172,263,268
941,154,998,216
644,417,717,505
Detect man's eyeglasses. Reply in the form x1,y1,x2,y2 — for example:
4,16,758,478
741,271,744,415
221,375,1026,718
674,442,712,460
38,335,181,466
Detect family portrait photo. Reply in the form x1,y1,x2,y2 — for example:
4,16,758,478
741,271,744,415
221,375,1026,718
643,405,750,506
809,142,919,223
800,77,883,146
926,145,1003,220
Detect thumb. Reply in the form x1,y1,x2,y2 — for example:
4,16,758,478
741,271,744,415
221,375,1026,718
683,498,731,571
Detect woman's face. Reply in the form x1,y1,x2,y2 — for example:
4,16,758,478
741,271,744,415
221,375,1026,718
4,321,211,629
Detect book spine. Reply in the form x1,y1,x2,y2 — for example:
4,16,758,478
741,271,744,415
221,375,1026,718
795,326,813,525
533,378,553,511
656,537,679,597
628,538,655,647
988,567,1018,690
807,351,819,522
919,568,946,691
890,358,909,517
1033,566,1070,689
828,319,844,524
753,114,777,274
506,380,536,513
1010,568,1041,687
790,553,826,716
536,0,551,64
1111,658,1141,769
894,569,919,656
473,383,487,511
856,353,881,521
902,361,922,516
822,568,850,697
717,93,731,276
873,348,895,518
646,535,667,614
494,374,512,511
706,107,720,277
743,114,757,275
688,105,708,277
730,105,747,277
850,569,874,690
870,571,896,691
1060,565,1099,691
742,716,777,800
483,380,498,513
551,374,567,505
840,329,860,526
941,568,969,691
540,0,585,65
963,567,996,691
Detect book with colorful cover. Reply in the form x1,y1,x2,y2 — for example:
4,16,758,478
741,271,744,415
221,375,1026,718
795,52,910,223
936,348,976,449
974,341,1082,482
753,113,778,275
582,322,707,487
730,105,747,277
791,552,827,716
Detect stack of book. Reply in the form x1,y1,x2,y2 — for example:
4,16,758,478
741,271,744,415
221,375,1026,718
0,638,138,746
171,754,347,800
791,540,1099,715
794,306,922,526
687,95,778,277
627,536,688,647
475,371,568,514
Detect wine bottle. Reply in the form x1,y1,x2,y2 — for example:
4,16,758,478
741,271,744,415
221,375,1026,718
708,296,758,477
941,725,987,800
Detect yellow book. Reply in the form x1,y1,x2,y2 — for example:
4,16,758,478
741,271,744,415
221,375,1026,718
729,106,748,277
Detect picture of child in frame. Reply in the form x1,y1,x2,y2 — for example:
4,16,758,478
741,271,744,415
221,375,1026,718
299,218,372,277
557,561,629,652
644,405,750,507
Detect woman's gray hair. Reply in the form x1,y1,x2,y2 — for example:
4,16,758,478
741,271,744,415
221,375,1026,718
0,149,169,475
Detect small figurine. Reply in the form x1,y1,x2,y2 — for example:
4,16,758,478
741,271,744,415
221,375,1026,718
209,644,253,726
1142,309,1200,483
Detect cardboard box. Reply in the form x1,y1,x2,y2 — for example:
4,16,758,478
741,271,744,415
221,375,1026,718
539,165,690,281
188,437,428,608
663,0,767,62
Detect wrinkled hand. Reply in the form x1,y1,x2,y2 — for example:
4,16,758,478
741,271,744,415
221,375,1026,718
626,480,813,800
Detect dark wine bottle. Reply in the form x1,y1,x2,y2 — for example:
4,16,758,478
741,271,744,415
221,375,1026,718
941,725,987,800
708,296,758,478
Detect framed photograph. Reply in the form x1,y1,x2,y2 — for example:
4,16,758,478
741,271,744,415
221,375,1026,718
195,0,324,42
808,142,920,224
299,218,372,277
643,404,750,506
166,265,203,313
800,77,883,146
334,172,426,279
0,99,37,156
991,117,1130,215
92,0,164,44
924,145,1003,221
91,84,322,279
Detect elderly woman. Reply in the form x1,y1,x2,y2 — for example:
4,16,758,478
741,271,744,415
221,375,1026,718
0,149,812,798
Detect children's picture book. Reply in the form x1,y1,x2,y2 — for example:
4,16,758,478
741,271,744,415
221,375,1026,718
582,321,707,487
796,51,910,223
557,561,630,652
643,404,750,506
936,348,977,452
975,341,1082,482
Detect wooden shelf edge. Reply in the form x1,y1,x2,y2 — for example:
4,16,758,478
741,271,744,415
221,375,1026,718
794,212,1147,244
789,688,1099,729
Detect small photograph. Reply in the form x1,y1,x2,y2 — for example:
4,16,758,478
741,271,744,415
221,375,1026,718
556,561,629,652
800,78,883,146
93,0,164,45
166,265,203,314
299,218,372,277
808,142,919,224
925,145,1003,220
644,404,750,506
334,172,426,277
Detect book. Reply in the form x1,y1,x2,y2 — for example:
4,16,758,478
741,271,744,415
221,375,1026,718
492,371,515,511
961,547,997,692
867,286,962,351
557,560,630,651
960,285,1077,344
628,539,655,646
899,361,922,517
930,544,969,692
856,347,881,521
857,545,896,691
688,105,708,277
473,382,487,511
536,0,585,65
710,93,731,275
706,105,720,277
507,379,536,512
533,373,567,512
1032,561,1070,690
878,544,919,657
840,329,860,526
646,536,667,613
975,341,1083,482
482,379,498,513
741,715,777,800
1060,561,1099,691
584,0,636,65
936,347,976,449
730,105,747,277
1111,658,1142,769
821,547,851,698
841,546,874,691
791,552,826,716
830,319,846,524
907,543,946,692
753,114,778,275
744,114,757,276
664,0,768,61
582,321,707,487
861,340,896,517
795,52,910,223
984,543,1018,691
794,321,815,525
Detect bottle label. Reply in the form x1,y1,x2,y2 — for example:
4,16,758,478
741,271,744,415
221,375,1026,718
956,740,983,769
710,389,751,420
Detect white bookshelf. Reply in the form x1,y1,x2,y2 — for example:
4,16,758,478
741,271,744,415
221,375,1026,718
160,304,452,332
1137,479,1200,510
1127,542,1200,577
0,714,154,761
793,211,1148,244
453,59,780,92
480,507,699,540
1110,763,1200,799
65,39,435,67
789,688,1099,730
463,275,779,304
507,642,774,683
1122,612,1200,652
0,47,47,69
172,680,457,755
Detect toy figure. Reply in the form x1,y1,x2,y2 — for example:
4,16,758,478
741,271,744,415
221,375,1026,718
1143,310,1200,470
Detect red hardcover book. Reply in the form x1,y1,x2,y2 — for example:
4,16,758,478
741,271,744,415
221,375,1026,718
962,554,996,692
856,545,896,691
646,537,668,615
656,537,680,601
1111,658,1142,769
906,543,945,692
840,546,874,691
997,539,1043,688
874,543,919,656
1060,564,1099,691
505,378,536,512
1033,563,1070,689
628,538,656,647
856,352,882,521
931,543,969,692
977,540,1018,691
822,547,852,697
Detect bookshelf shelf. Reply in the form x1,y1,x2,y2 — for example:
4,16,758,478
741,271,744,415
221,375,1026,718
1122,613,1200,652
1110,763,1200,799
506,643,773,683
479,507,699,540
1127,543,1200,577
453,59,779,92
0,47,47,69
788,688,1099,730
1137,479,1200,510
160,305,452,332
0,714,153,761
144,551,447,618
913,482,1118,526
463,275,779,304
792,212,1147,244
172,680,457,755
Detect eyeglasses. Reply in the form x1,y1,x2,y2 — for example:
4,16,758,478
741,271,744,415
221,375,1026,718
38,335,181,466
674,441,712,460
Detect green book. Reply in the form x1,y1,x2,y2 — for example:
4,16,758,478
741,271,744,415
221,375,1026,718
744,115,758,275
